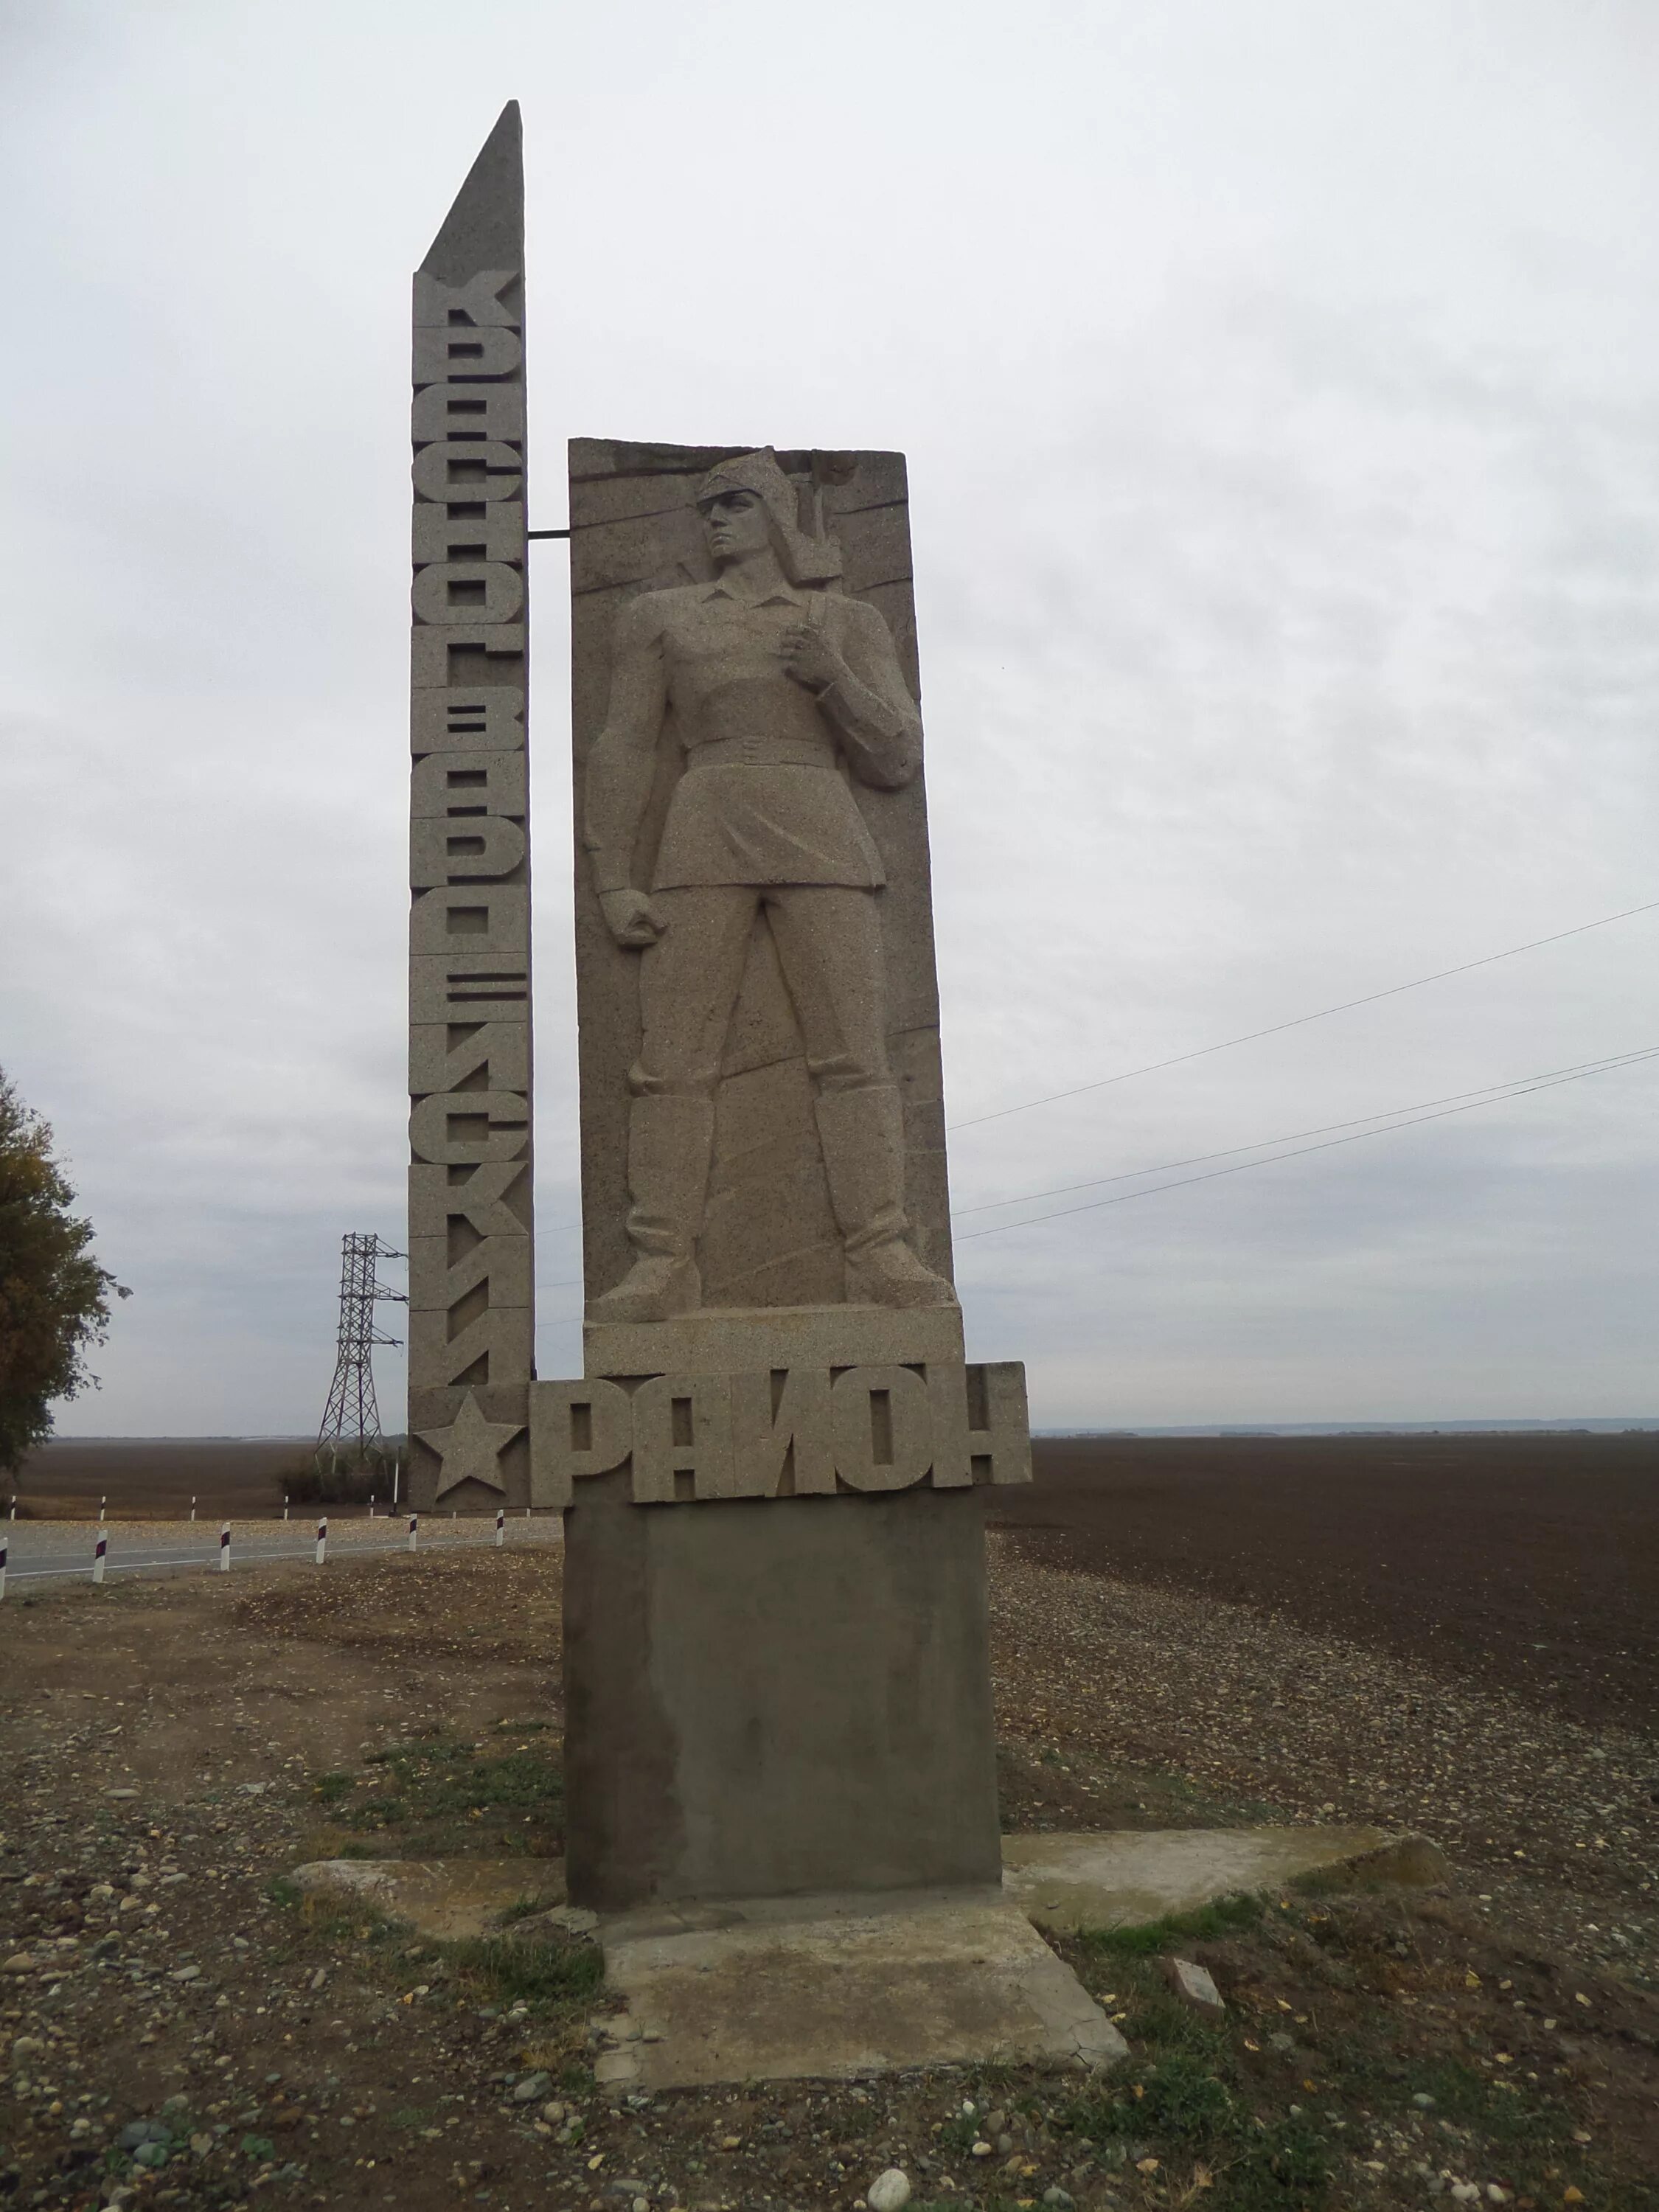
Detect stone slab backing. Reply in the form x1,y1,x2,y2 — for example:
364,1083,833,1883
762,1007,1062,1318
568,440,952,1314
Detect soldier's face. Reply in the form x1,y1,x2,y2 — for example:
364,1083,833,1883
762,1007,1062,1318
701,490,771,563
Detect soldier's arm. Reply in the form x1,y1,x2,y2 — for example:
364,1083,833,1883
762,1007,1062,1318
817,600,922,790
582,596,669,893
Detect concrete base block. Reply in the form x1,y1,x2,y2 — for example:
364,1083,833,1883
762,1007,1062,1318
593,1887,1127,2090
1003,1827,1450,1933
563,1477,1003,1909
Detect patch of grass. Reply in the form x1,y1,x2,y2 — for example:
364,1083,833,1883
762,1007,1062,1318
440,1933,602,2010
1395,2056,1571,2146
1062,2053,1236,2145
1075,1891,1265,1958
498,1896,551,1925
1121,1983,1234,2062
1055,1939,1336,2211
1220,2112,1335,2209
338,1733,564,1850
1135,2054,1238,2142
264,1877,301,1909
1060,2056,1332,2208
344,1794,408,1831
310,1772,355,1805
277,1890,406,1952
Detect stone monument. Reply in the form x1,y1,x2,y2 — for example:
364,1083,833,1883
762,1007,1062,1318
406,105,535,1512
389,110,1138,2094
403,108,1035,1920
540,440,1032,1910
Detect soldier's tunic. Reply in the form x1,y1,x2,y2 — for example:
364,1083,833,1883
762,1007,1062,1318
587,568,922,1101
619,574,920,889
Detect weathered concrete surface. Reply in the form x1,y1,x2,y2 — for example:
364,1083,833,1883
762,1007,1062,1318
291,1824,1446,1949
289,1857,564,1941
406,102,535,1514
593,1888,1127,2090
563,1475,1002,1910
1003,1827,1450,1934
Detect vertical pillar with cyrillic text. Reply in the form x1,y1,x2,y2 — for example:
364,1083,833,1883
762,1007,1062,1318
407,105,535,1512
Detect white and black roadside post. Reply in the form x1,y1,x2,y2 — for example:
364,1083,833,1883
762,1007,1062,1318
99,1496,106,1525
495,1506,505,1549
93,1531,107,1587
407,1512,418,1554
219,1523,231,1573
316,1515,328,1568
282,1494,289,1523
392,1459,400,1509
0,1537,7,1602
190,1495,197,1524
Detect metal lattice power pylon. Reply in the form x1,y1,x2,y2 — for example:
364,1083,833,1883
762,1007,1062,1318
315,1233,407,1472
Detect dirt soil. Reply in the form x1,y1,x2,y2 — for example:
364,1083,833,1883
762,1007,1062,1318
988,1433,1659,1731
2,1540,1655,2212
8,1444,314,1523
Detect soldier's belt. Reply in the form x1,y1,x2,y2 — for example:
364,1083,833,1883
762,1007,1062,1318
684,736,839,771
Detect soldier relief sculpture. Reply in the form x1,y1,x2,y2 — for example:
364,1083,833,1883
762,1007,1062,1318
582,450,957,1323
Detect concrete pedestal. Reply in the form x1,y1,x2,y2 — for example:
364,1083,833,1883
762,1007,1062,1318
562,1474,1002,1910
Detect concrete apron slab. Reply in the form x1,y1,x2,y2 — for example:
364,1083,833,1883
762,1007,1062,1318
289,1857,566,1941
288,1825,1444,2090
1004,1827,1450,1935
594,1888,1128,2091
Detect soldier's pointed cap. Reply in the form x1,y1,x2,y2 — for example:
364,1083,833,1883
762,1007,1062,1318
697,448,842,585
420,102,523,285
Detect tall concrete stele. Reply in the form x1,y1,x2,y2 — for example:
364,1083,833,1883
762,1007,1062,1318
409,109,1034,1913
406,106,535,1514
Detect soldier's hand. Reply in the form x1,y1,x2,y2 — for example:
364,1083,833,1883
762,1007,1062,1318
598,886,664,948
780,620,848,694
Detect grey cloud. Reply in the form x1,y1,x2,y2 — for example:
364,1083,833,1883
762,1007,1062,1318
2,0,1655,1433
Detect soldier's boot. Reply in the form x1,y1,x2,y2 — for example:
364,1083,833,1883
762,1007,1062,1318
814,1082,959,1310
588,1093,714,1324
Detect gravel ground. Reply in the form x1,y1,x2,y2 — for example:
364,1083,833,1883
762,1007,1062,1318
3,1540,1655,2211
987,1534,1658,1985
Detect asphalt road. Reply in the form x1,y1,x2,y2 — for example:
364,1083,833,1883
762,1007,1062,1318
0,1515,563,1585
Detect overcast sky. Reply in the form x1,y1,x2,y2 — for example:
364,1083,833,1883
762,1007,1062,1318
3,0,1657,1434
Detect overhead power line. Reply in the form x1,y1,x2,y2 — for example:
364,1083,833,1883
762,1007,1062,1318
947,896,1659,1134
953,1043,1659,1242
951,1046,1659,1219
